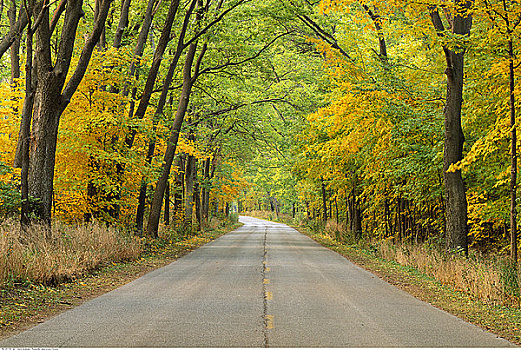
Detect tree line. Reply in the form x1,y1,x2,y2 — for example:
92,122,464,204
1,0,520,263
0,0,324,236
245,0,521,261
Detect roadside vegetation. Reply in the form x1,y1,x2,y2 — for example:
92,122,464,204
0,220,141,286
0,216,240,339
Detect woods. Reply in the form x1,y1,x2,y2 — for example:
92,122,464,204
0,0,521,309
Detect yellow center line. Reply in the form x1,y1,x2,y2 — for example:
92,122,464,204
265,267,270,272
265,291,273,300
265,315,274,329
263,278,270,284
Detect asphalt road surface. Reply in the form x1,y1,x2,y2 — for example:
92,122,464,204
0,216,515,347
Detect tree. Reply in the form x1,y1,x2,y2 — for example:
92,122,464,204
16,0,112,224
429,1,473,254
480,0,521,262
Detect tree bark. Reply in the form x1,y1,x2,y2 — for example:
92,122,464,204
164,180,170,226
508,37,517,262
321,177,327,222
194,161,202,230
361,4,387,61
184,153,195,228
112,0,131,48
0,1,28,60
173,155,185,224
201,157,211,225
26,0,112,222
8,0,20,83
19,1,35,227
145,41,207,237
429,1,472,255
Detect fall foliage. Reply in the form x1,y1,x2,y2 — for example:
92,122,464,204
0,0,521,300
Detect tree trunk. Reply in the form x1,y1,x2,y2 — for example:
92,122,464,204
112,0,131,48
202,157,211,225
124,0,187,149
164,180,170,226
146,42,207,237
173,155,185,224
8,0,20,83
135,180,148,234
194,163,202,231
184,153,195,228
0,0,28,60
19,3,34,227
384,198,391,237
508,37,517,263
321,178,327,222
429,2,472,255
25,0,111,223
353,197,362,240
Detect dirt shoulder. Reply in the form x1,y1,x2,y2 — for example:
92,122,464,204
0,223,242,341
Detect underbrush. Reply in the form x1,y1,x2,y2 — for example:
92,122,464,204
0,215,241,288
377,241,520,305
0,220,142,286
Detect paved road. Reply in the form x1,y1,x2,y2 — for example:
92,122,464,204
0,216,514,347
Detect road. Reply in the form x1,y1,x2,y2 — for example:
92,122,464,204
0,216,514,347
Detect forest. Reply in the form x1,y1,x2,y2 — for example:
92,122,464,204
0,0,521,308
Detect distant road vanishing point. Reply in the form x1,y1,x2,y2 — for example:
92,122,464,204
0,216,515,347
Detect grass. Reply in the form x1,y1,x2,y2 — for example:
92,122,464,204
0,219,142,286
0,217,242,340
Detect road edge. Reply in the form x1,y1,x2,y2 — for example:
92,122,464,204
0,222,243,341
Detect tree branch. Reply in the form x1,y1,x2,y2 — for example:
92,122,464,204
198,31,293,77
0,2,28,59
296,13,353,61
183,0,249,48
62,0,112,102
49,0,66,34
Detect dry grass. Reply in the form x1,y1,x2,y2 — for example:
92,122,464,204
378,241,519,305
0,220,142,286
313,219,520,307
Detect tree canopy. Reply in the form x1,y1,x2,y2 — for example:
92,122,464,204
0,0,520,258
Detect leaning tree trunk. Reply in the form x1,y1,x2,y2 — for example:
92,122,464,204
429,1,472,255
146,42,207,237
